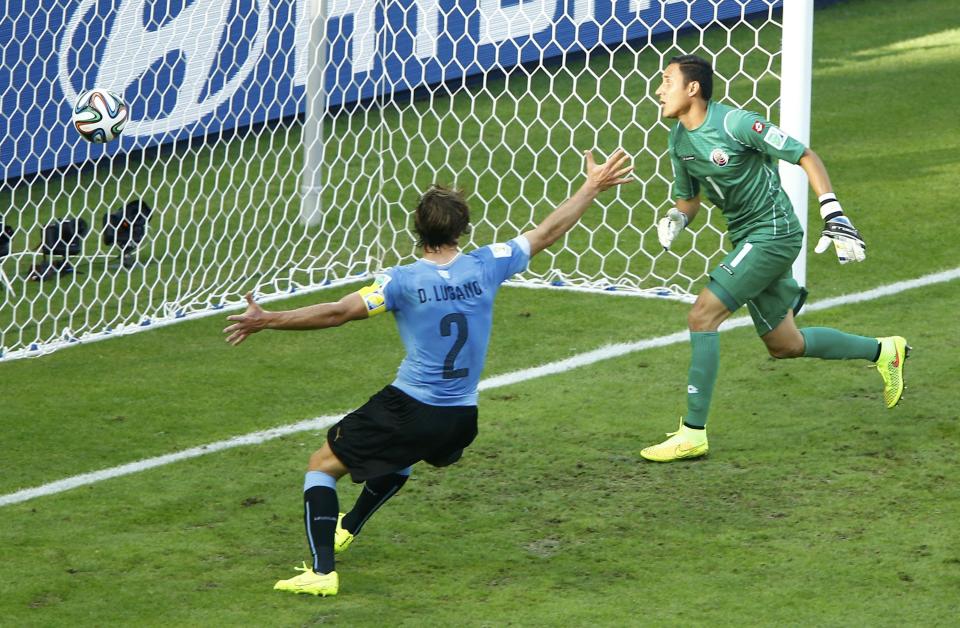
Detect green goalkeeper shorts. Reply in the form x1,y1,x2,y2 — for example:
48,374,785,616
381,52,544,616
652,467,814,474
706,233,808,336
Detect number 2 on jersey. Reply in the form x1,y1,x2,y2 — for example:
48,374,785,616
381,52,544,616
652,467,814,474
440,313,469,379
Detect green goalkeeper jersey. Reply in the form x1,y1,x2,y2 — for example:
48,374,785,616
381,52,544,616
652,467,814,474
669,100,807,243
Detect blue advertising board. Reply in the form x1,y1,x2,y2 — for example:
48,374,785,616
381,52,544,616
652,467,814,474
0,0,778,180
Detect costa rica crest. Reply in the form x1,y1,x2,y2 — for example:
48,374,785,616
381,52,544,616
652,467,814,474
710,148,729,167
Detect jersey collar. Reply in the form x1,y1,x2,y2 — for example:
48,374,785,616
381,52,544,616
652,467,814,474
682,100,713,133
418,252,462,268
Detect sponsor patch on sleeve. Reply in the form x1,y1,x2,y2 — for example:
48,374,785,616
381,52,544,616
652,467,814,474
752,120,765,133
488,242,513,258
763,126,788,150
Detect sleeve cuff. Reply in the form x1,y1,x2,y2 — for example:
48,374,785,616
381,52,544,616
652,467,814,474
512,234,532,257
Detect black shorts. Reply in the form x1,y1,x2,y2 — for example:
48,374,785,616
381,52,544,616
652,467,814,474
327,385,478,483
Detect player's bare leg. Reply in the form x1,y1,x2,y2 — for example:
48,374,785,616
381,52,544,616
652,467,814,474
760,310,805,358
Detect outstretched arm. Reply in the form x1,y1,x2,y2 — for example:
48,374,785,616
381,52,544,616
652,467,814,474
223,291,368,346
522,149,633,257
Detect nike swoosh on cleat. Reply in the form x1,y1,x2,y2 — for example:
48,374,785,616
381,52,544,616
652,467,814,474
892,350,901,368
295,582,332,590
674,444,704,457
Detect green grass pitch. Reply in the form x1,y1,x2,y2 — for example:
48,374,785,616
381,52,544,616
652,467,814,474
1,0,959,625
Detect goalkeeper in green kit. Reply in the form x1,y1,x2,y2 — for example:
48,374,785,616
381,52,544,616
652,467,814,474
641,54,909,462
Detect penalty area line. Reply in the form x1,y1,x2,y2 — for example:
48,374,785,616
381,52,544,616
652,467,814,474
2,266,957,508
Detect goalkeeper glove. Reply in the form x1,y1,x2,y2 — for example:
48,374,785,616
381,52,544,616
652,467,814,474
657,208,688,250
813,193,866,264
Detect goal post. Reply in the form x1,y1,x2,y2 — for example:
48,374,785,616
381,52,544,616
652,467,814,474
301,0,328,228
0,0,811,362
779,0,815,289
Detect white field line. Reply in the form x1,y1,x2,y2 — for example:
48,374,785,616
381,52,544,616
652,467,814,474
2,267,957,508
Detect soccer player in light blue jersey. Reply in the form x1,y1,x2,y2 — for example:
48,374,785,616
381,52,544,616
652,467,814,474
640,55,909,463
224,148,632,596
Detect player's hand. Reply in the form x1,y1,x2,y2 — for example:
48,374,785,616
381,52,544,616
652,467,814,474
584,148,633,192
223,292,269,346
814,215,866,264
657,207,688,250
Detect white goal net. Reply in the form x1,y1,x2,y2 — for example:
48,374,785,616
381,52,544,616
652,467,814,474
0,0,806,362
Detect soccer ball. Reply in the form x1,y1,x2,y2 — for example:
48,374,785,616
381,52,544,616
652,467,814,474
72,88,128,143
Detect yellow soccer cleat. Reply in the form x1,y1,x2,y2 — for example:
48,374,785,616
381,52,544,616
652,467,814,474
876,336,910,409
334,512,354,554
640,419,708,462
273,562,339,596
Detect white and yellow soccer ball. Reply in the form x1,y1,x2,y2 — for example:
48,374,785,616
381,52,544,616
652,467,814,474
72,88,128,143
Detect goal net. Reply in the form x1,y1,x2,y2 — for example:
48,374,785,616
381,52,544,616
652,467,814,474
0,0,805,362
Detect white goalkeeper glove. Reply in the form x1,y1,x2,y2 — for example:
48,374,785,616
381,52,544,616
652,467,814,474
657,208,688,250
813,193,866,264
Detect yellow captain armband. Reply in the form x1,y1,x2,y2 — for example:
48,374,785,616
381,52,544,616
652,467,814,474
356,274,391,317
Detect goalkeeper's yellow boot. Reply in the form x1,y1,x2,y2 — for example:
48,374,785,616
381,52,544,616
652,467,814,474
876,336,910,408
334,512,354,554
640,419,708,462
273,562,339,596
